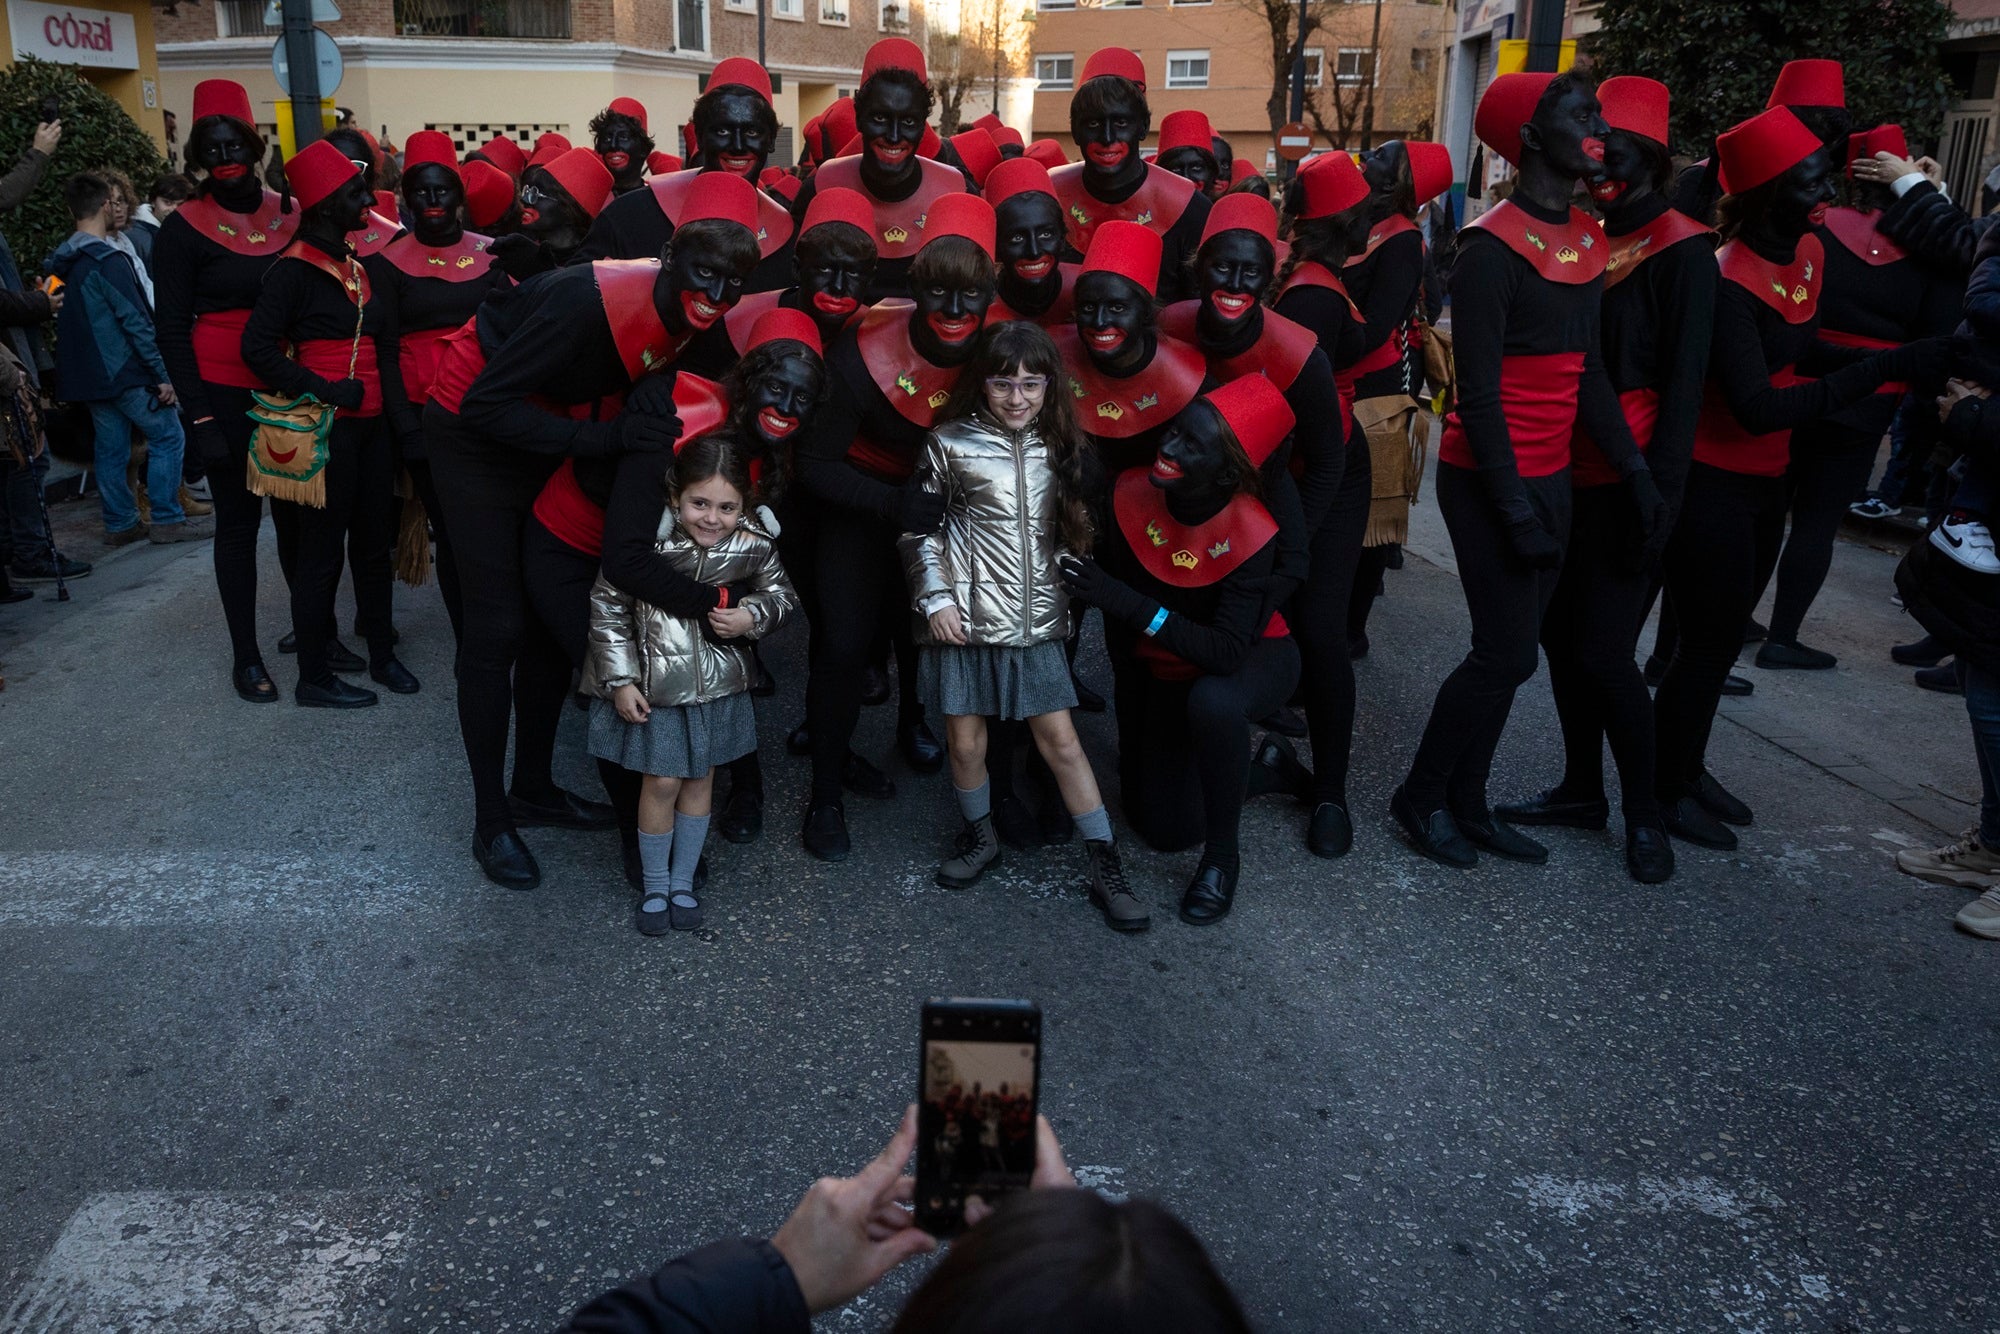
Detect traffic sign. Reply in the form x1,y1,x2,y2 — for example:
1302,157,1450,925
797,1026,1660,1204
261,0,342,23
271,27,343,97
1276,123,1315,161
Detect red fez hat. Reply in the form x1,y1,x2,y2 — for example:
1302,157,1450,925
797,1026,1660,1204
649,151,683,175
607,96,649,131
764,171,802,206
950,129,1003,187
921,125,942,159
1204,374,1295,468
477,135,528,180
1026,138,1068,169
402,130,458,174
1846,124,1909,175
1716,106,1822,195
679,170,760,232
801,184,875,237
863,37,928,84
1598,76,1669,148
1767,59,1844,110
356,130,383,168
1230,159,1261,186
1200,192,1278,248
192,79,255,127
1404,141,1452,204
1475,71,1556,166
1081,47,1146,92
529,132,573,170
374,189,399,217
921,193,996,258
1298,151,1369,219
539,146,614,220
1157,110,1215,156
287,139,364,211
993,126,1025,152
824,98,858,151
461,160,515,229
984,156,1055,208
973,112,1004,134
747,306,824,355
709,57,774,104
1082,219,1160,288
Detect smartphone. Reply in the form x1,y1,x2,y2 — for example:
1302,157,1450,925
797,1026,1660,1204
38,94,59,126
914,998,1041,1237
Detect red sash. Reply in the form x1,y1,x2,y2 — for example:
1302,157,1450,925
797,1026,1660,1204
176,191,294,256
295,338,381,417
593,259,685,380
426,318,485,414
1818,327,1908,394
988,263,1080,327
1571,386,1660,487
1439,352,1585,477
1049,161,1199,257
1344,213,1417,268
379,230,496,281
812,157,966,259
398,326,455,403
1157,301,1317,394
1717,235,1823,325
648,168,796,259
1052,327,1206,440
193,308,261,389
849,302,968,479
1602,209,1712,289
532,460,606,555
1467,200,1608,284
1821,207,1905,267
348,210,401,257
1692,366,1809,477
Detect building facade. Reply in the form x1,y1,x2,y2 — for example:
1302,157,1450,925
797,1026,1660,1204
3,0,170,146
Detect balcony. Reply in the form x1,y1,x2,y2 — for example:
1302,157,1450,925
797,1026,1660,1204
393,0,571,38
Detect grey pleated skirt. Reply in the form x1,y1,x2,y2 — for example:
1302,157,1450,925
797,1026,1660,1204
920,640,1078,721
586,693,759,778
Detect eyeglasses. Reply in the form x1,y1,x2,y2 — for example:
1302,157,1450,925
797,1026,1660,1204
985,376,1049,398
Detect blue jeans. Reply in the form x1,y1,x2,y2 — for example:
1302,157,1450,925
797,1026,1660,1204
1958,659,2000,844
89,386,184,531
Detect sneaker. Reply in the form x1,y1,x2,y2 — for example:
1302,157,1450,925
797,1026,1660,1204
1929,514,2000,574
1896,828,2000,889
1849,497,1896,520
1956,887,2000,938
103,525,147,547
9,555,91,582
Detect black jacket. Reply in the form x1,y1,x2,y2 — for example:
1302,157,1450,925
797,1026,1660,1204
558,1237,809,1334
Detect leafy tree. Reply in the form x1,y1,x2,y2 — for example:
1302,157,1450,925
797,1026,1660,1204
1584,0,1954,157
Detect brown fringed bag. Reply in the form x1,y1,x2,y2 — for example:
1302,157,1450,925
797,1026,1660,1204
395,467,432,586
1356,396,1428,547
244,253,365,509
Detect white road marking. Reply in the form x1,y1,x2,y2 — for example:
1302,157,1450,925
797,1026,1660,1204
0,852,436,926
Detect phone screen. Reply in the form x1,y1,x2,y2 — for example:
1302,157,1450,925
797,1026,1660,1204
915,999,1040,1236
39,95,59,125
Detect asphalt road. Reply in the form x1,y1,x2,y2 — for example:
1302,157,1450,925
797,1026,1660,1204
1,498,1995,1333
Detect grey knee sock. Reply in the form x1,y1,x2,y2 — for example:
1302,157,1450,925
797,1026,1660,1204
955,781,991,822
1073,805,1113,844
669,813,710,894
638,829,674,899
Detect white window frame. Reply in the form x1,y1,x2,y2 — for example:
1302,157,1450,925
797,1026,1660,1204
1410,46,1432,74
1336,47,1377,86
820,0,851,25
1035,53,1075,91
1302,46,1323,88
1099,0,1143,9
724,0,754,12
773,0,804,18
1165,49,1209,89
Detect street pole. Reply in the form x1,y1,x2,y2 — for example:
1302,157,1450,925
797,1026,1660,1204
1285,0,1307,180
1523,0,1564,74
758,0,767,67
281,0,323,151
992,0,1002,119
1358,0,1384,149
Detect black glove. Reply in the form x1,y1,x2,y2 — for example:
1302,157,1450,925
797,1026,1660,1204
619,410,678,455
1505,514,1563,570
624,371,681,420
1627,467,1670,550
895,482,946,535
322,378,366,411
398,427,427,460
1057,554,1141,619
1876,335,1952,385
192,419,232,468
489,232,547,280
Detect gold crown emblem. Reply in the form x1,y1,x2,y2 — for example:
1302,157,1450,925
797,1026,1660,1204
1207,538,1231,559
247,232,266,245
1069,204,1090,227
427,255,447,266
1171,549,1199,570
928,390,950,409
883,225,910,245
1134,209,1153,227
455,255,475,268
1069,378,1088,399
1791,284,1809,304
897,373,920,395
1523,229,1546,252
1144,520,1166,547
217,223,238,237
1135,393,1159,411
1096,402,1124,421
1556,246,1580,264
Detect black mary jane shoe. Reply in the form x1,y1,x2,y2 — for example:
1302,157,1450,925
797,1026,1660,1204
1661,796,1737,851
1626,822,1676,884
1451,811,1549,864
860,664,892,706
719,785,764,844
1306,802,1353,858
991,792,1040,851
234,661,279,704
900,719,945,773
324,639,366,674
1691,771,1752,826
369,658,422,694
842,752,898,800
295,676,378,709
668,890,703,931
786,722,812,756
473,827,541,889
1178,862,1238,926
637,891,672,936
508,787,620,831
803,802,851,862
1390,786,1477,868
1494,787,1609,830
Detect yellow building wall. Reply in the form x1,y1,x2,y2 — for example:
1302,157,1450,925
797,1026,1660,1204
0,0,169,151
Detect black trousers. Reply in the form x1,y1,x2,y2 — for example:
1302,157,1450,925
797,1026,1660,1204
424,404,568,835
1542,483,1658,823
1288,429,1372,807
1347,544,1394,643
291,416,396,685
1765,421,1878,646
1404,463,1571,815
1114,635,1301,866
205,386,302,670
405,456,464,645
1654,462,1786,802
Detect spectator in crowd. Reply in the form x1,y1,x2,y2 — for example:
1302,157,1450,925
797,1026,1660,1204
94,168,155,304
127,173,194,277
48,172,203,546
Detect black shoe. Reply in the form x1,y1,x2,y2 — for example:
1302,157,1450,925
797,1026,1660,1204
1494,787,1609,830
1390,786,1477,868
1626,822,1676,884
1720,672,1755,697
474,827,541,889
1246,734,1311,800
369,658,421,694
1691,771,1752,826
1178,862,1238,926
1642,655,1666,688
860,664,891,706
233,661,279,704
1742,617,1767,644
786,722,812,756
900,719,945,773
1072,675,1106,713
637,892,671,935
1661,796,1738,851
622,839,643,891
803,802,851,862
1915,662,1963,694
1755,640,1836,670
508,788,619,831
295,676,378,708
1452,810,1548,864
1258,706,1307,738
1306,802,1353,858
669,890,703,931
1385,544,1403,570
719,785,764,844
842,752,897,799
279,630,297,654
0,585,31,604
991,792,1039,850
8,555,90,582
323,639,366,674
1348,633,1369,661
1892,635,1946,668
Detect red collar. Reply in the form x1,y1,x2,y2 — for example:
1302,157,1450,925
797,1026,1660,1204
988,263,1080,327
592,258,688,379
1158,300,1316,392
1052,327,1206,439
1345,213,1418,267
1113,470,1277,588
380,230,497,281
1820,206,1906,267
1467,200,1608,283
279,239,369,304
855,300,971,429
1048,161,1199,256
1602,208,1712,288
1275,260,1363,319
811,157,968,259
647,168,796,259
348,210,401,257
671,372,730,443
177,191,295,256
1717,235,1823,324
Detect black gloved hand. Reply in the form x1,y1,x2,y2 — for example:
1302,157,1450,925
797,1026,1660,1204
1505,515,1563,570
1627,467,1670,553
1879,335,1952,385
896,482,947,535
619,411,678,455
322,378,366,411
624,371,681,421
1057,554,1142,620
489,232,546,280
192,420,232,468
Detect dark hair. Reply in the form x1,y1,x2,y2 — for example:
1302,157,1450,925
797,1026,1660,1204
1189,229,1276,298
1373,142,1417,220
795,218,877,274
1535,69,1597,121
723,340,827,506
1211,134,1234,167
1199,398,1264,500
946,320,1095,552
1157,146,1218,181
910,235,997,298
590,105,657,156
667,216,763,278
1228,173,1272,201
1789,105,1853,155
857,67,936,123
888,1192,1250,1334
188,114,269,194
1631,134,1675,198
324,128,378,188
1070,75,1151,141
64,171,112,222
672,428,757,508
1272,187,1368,299
692,85,780,150
1714,179,1776,243
150,173,195,204
1073,271,1157,335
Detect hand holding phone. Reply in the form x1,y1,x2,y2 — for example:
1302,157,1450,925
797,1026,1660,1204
915,998,1042,1237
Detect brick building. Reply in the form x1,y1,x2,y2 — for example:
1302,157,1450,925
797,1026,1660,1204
152,0,927,163
1026,0,1451,174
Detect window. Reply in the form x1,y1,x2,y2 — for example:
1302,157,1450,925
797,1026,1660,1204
393,0,571,36
1165,49,1209,89
1336,47,1376,85
1411,47,1432,74
725,0,753,11
1302,47,1323,88
1037,0,1076,8
879,0,908,28
1036,54,1075,90
1100,0,1143,8
820,0,849,22
1171,0,1211,6
773,0,802,15
676,0,708,50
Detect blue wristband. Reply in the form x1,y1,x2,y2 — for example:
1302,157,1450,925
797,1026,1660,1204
1143,606,1169,637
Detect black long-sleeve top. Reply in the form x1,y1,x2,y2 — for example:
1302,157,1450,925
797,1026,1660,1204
363,242,511,450
1215,301,1350,531
1098,504,1281,678
785,169,950,303
457,263,640,456
560,1236,808,1334
1338,226,1425,400
240,234,407,410
154,201,282,424
1876,180,1993,278
571,183,795,292
1814,214,1962,437
792,326,930,522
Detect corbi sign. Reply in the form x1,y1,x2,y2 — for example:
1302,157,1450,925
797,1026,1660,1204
8,0,139,70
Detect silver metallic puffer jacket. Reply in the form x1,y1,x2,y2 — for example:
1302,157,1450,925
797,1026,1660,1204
584,515,797,707
900,412,1074,648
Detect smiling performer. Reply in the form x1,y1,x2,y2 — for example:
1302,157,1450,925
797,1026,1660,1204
422,171,763,892
1154,109,1221,198
791,194,998,861
575,60,796,291
1050,47,1212,301
490,146,613,280
786,39,967,302
592,96,655,198
983,157,1080,327
1392,71,1668,871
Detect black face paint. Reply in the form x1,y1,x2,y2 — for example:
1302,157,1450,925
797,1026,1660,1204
995,192,1065,287
1152,399,1233,511
798,244,871,337
1209,136,1234,198
1590,128,1649,207
1071,89,1147,193
1196,230,1270,328
595,116,648,183
1156,147,1218,195
1767,147,1838,239
1362,140,1408,220
857,79,925,184
660,230,750,334
745,356,823,446
1524,84,1609,185
323,172,373,235
1073,271,1151,372
910,266,993,364
517,169,590,254
403,163,465,246
192,119,259,188
699,89,772,180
